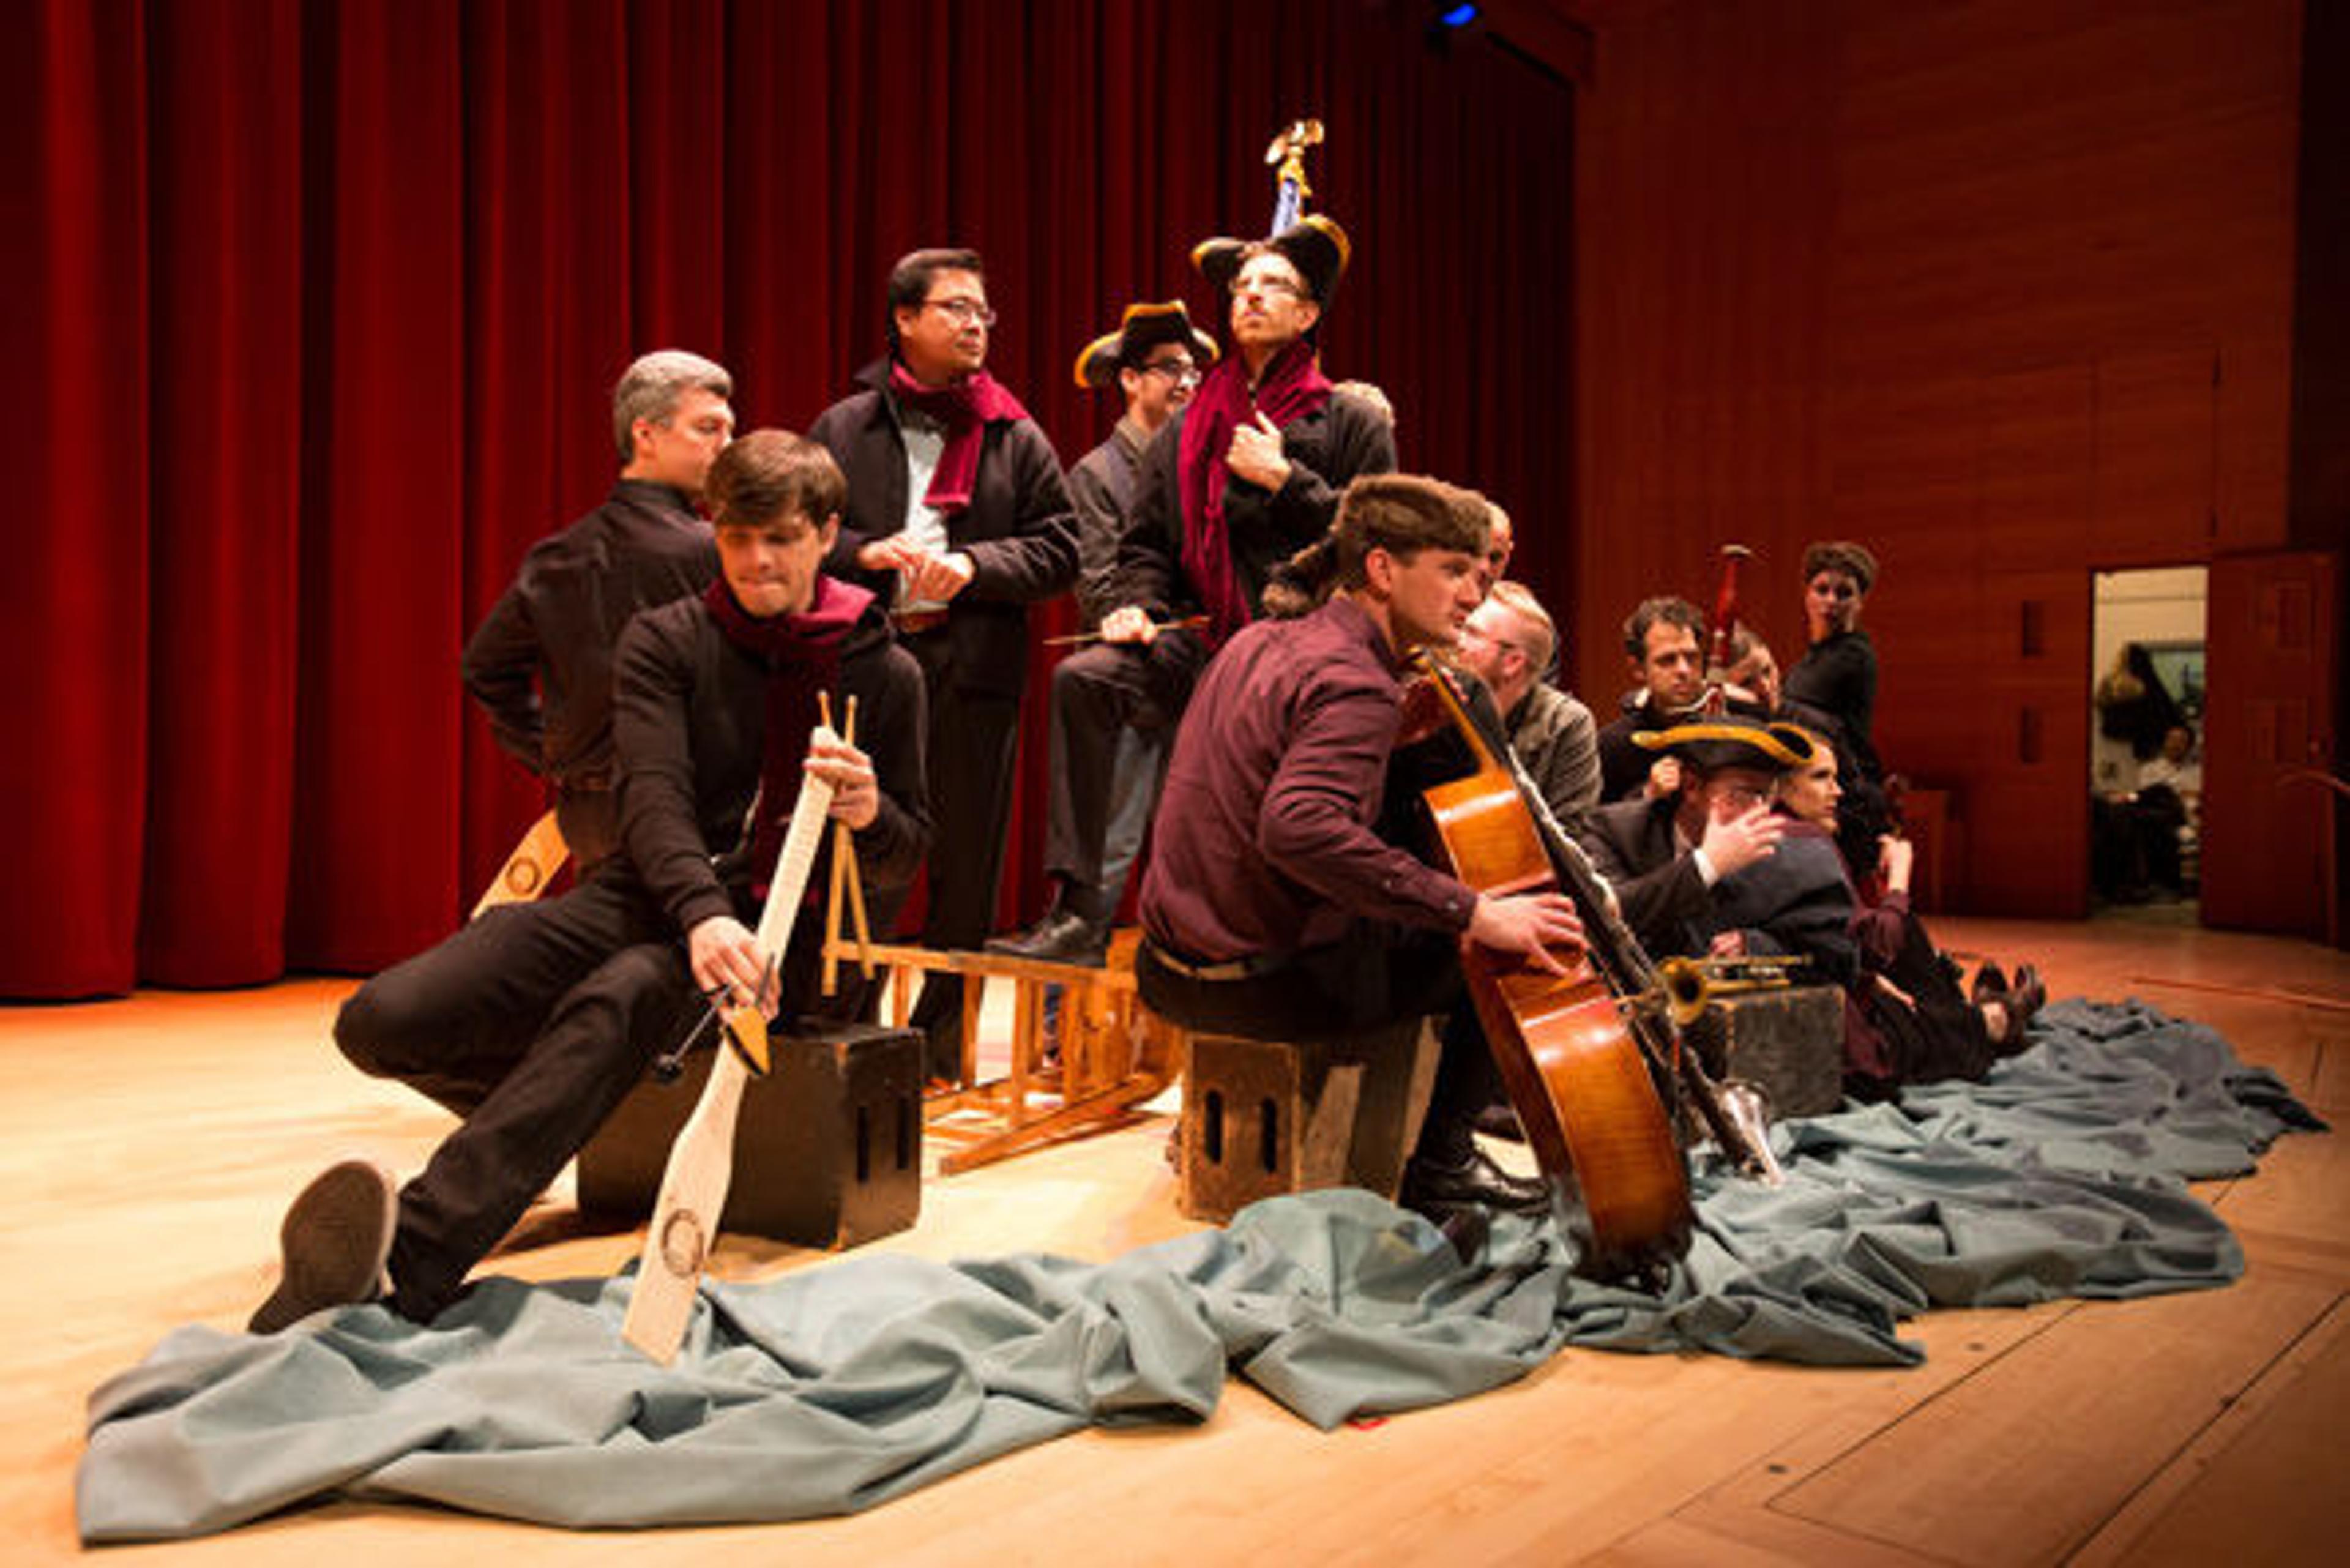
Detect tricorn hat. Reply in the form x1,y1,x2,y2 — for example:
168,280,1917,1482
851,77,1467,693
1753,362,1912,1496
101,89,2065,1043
1073,300,1220,390
1633,719,1821,775
1191,213,1352,309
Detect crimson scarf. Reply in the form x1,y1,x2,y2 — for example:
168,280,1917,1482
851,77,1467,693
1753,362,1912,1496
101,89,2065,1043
1177,339,1332,644
887,359,1031,513
703,573,874,897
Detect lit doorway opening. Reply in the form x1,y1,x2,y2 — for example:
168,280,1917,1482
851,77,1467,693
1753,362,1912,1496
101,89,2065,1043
2089,567,2207,921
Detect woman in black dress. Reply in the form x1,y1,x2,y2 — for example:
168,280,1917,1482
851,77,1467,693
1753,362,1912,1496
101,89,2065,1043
1783,540,1895,871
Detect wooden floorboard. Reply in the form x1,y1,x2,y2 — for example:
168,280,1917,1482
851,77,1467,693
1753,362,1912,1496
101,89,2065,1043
2,916,2343,1564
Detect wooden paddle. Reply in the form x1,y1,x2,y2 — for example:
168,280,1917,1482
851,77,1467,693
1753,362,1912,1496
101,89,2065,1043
621,708,841,1363
469,810,570,920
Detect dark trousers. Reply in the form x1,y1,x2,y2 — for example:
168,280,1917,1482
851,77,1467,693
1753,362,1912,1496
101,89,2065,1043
1040,637,1204,901
334,876,697,1319
1136,925,1493,1163
901,629,1020,1058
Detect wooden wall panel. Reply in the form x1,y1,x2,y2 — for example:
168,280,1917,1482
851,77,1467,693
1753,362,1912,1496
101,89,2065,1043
1570,0,2303,916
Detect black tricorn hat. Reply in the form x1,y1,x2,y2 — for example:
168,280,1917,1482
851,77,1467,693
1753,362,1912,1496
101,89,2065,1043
1191,214,1352,308
1073,300,1220,390
1633,719,1820,775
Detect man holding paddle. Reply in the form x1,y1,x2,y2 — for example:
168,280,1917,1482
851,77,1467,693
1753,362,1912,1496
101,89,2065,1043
250,431,930,1333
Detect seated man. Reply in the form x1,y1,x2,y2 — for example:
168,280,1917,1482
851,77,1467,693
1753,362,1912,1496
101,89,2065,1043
1137,474,1586,1217
993,301,1218,962
1455,578,1600,835
1720,627,1782,715
250,431,931,1332
1595,596,1713,803
1574,720,1852,985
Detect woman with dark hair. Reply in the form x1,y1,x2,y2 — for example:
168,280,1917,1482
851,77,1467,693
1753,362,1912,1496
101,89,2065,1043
1778,733,2045,1091
1783,539,1898,874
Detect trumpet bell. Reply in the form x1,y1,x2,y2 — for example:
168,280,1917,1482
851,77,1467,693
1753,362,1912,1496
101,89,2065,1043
1715,1078,1787,1187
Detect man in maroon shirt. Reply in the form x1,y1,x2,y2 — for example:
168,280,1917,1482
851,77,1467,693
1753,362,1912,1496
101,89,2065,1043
1138,474,1586,1217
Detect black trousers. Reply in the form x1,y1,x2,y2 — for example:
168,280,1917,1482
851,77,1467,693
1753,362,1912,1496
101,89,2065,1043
1039,637,1204,898
335,872,870,1320
900,629,1021,1058
1135,925,1498,1163
335,877,693,1318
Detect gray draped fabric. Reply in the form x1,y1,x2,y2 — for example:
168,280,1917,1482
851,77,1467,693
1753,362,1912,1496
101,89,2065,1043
79,1000,2321,1542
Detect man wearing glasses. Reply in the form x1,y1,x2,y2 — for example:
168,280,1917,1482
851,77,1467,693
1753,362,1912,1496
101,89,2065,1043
1455,578,1602,837
1116,217,1397,655
809,247,1077,1077
994,302,1220,961
1570,720,1852,979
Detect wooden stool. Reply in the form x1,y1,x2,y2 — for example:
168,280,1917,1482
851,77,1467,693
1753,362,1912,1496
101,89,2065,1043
1177,1020,1440,1224
1688,986,1845,1117
579,1021,923,1249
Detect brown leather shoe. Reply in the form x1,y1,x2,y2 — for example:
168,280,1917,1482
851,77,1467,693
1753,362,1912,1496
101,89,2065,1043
248,1160,397,1334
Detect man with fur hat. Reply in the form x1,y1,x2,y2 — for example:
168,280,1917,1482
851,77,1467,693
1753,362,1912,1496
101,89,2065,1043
1573,720,1855,985
1138,474,1584,1220
1114,214,1397,652
994,303,1217,961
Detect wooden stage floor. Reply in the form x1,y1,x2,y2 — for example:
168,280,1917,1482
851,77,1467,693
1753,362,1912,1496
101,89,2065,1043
3,914,2343,1565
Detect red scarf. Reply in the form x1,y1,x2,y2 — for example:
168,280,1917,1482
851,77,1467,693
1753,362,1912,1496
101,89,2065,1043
1177,340,1332,644
703,573,873,898
887,359,1031,513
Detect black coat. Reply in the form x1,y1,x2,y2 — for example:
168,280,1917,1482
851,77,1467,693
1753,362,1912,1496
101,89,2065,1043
807,360,1078,699
611,589,933,942
460,479,718,864
1114,389,1396,622
1575,797,1857,984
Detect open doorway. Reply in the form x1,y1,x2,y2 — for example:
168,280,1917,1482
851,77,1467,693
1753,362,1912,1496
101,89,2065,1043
2089,567,2207,921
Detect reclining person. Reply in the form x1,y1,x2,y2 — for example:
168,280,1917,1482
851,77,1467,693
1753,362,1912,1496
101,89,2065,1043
1777,731,2043,1088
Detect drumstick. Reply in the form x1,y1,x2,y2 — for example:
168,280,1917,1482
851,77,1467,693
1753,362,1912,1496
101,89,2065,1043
1042,613,1209,648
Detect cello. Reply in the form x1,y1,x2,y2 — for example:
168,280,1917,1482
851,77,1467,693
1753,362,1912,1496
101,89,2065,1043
1409,654,1761,1282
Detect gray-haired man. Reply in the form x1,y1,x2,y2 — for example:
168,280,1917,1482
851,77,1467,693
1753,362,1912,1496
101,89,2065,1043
463,349,736,870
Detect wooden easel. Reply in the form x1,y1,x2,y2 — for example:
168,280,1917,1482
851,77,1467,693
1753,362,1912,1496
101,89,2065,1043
822,878,1181,1176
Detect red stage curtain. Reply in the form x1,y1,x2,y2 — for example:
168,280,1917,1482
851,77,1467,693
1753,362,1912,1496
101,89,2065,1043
1,0,1575,998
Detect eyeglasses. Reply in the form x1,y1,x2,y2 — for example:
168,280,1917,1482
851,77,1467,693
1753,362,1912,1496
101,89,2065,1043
1141,358,1200,385
1228,274,1305,301
926,297,997,327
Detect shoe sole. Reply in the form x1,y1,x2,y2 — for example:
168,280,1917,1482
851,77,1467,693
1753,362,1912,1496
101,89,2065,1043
248,1159,397,1334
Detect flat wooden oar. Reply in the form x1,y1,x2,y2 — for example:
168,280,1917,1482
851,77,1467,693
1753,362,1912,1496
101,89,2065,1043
622,718,840,1363
470,810,570,920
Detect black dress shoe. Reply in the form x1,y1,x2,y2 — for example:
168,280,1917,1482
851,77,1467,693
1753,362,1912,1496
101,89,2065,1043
986,908,1111,965
1398,1148,1553,1216
1969,961,2009,1006
1993,965,2046,1055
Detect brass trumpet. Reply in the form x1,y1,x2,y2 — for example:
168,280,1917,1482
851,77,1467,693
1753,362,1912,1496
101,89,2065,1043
1639,954,1808,1185
1649,954,1810,1026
